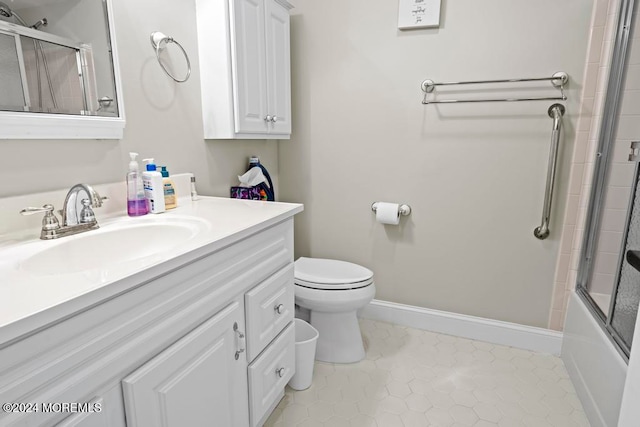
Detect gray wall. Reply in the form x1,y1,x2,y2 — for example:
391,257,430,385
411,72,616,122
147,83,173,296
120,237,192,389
0,0,278,200
279,0,594,327
0,0,596,329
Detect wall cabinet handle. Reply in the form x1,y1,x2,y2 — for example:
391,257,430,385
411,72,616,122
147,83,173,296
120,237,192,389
264,115,272,122
233,322,246,360
271,116,278,123
274,304,285,315
276,367,285,378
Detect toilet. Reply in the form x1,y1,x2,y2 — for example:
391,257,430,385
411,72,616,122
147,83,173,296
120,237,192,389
294,257,375,363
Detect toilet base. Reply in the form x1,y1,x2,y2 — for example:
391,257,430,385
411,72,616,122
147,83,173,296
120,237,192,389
311,310,365,363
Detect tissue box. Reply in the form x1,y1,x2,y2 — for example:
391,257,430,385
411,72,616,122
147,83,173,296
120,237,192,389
230,186,266,200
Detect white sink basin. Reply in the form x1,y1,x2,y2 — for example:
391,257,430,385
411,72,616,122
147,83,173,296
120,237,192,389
19,217,209,275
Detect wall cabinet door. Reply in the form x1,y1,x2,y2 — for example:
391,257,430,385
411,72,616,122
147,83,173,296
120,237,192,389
231,0,291,136
122,301,249,427
264,0,292,135
232,0,269,134
196,0,291,139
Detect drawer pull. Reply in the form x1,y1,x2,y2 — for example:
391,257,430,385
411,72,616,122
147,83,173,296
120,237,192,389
276,367,286,378
233,322,246,360
274,304,285,315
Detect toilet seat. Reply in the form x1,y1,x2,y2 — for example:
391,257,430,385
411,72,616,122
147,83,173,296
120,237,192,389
294,257,374,290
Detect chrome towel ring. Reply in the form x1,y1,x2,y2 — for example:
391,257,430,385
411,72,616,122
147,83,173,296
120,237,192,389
150,31,191,83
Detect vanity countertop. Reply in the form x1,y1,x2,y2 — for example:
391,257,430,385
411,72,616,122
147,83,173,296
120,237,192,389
0,197,303,346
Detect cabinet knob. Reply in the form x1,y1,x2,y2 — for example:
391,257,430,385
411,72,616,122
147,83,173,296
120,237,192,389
274,304,285,315
264,115,272,122
276,367,286,378
271,116,278,123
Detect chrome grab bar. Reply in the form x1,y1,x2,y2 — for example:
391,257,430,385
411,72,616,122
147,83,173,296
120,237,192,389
534,104,565,240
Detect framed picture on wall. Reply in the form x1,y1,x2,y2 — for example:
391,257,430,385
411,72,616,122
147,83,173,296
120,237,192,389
397,0,441,29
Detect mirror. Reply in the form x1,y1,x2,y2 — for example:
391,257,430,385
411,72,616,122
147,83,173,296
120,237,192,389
0,0,124,138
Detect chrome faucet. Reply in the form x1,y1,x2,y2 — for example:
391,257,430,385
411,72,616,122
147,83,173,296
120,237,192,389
20,184,107,240
61,184,105,226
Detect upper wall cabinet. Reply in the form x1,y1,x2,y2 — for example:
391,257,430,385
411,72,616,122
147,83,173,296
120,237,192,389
196,0,292,139
0,0,125,139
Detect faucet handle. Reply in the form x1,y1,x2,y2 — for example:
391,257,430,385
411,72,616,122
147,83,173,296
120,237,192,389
20,204,55,215
79,199,96,224
86,186,107,208
20,204,60,239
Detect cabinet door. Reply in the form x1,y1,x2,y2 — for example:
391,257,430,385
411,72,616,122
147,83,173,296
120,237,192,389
122,302,249,427
264,0,292,135
56,387,126,427
232,0,269,134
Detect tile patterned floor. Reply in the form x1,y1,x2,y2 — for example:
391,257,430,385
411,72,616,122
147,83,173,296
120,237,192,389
265,319,589,427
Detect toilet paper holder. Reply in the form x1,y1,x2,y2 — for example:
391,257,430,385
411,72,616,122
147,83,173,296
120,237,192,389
371,202,412,216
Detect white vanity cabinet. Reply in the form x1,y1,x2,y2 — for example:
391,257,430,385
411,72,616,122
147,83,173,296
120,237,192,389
0,218,296,427
196,0,292,139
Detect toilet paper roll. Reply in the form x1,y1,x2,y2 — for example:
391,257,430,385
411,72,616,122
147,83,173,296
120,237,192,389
375,202,400,225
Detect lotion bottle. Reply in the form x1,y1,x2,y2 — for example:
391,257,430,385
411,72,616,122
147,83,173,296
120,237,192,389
126,152,148,217
160,166,177,209
142,158,165,214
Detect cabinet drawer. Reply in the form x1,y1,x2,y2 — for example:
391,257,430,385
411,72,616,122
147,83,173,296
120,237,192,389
245,264,294,360
248,321,294,427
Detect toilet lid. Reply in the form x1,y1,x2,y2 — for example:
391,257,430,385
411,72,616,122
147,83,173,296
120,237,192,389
294,257,374,290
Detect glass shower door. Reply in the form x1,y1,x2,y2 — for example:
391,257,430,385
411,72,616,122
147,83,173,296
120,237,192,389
0,21,99,115
610,165,640,350
577,0,640,357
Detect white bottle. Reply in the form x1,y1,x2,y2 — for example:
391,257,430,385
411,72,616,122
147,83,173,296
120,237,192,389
142,158,166,214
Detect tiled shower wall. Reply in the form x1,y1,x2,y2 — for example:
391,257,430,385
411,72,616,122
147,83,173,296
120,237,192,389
549,0,620,330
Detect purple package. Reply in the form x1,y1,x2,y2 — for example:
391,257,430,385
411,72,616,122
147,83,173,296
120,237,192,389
230,186,262,200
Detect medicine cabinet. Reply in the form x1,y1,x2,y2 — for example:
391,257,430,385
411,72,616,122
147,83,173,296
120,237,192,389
0,0,125,139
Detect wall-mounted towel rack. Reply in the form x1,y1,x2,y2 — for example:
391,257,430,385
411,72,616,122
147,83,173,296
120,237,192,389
421,72,568,104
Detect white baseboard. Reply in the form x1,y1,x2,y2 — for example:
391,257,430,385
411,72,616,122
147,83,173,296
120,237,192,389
359,299,563,355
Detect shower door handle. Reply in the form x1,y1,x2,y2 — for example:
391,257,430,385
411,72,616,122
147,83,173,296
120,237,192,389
534,104,566,240
628,141,640,162
626,250,640,273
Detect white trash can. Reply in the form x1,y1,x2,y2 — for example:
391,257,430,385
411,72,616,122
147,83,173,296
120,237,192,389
288,318,319,391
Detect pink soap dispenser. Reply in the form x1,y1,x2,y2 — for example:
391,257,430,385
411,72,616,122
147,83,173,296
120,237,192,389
126,152,149,216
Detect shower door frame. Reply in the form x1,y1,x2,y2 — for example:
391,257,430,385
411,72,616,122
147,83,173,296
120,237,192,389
576,0,637,360
0,28,31,111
